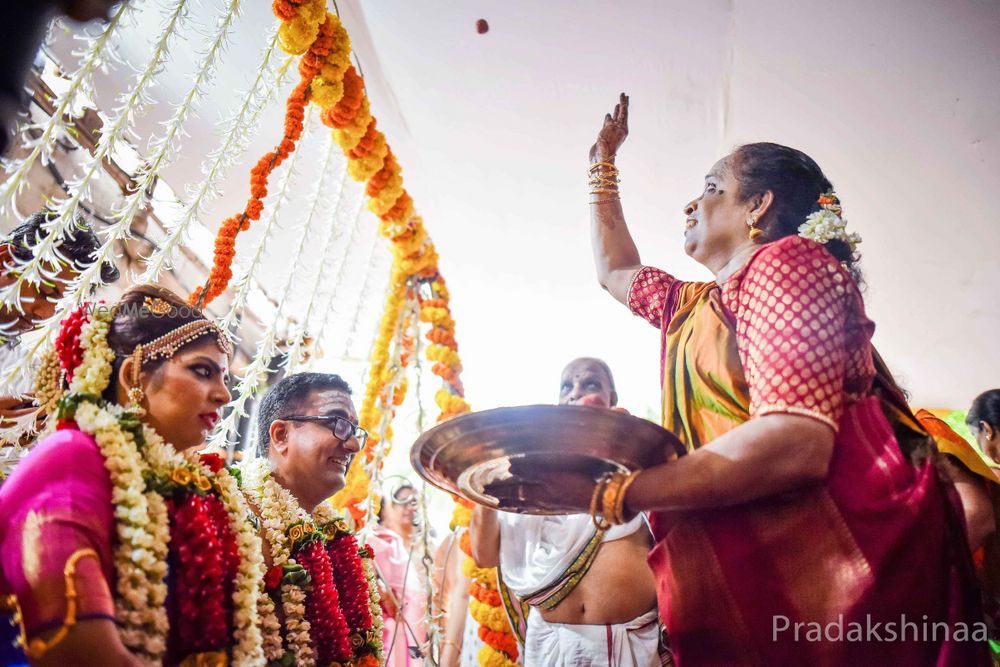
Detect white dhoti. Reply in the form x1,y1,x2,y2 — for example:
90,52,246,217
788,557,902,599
523,608,663,667
496,513,666,666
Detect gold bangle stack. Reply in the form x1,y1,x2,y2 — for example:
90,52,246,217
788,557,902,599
589,469,642,529
589,159,620,204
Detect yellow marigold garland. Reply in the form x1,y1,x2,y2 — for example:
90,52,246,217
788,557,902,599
268,5,514,664
328,266,410,522
452,501,518,666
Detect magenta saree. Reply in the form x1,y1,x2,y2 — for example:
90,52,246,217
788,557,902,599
0,428,116,637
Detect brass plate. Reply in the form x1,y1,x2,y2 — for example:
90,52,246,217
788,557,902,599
410,405,685,514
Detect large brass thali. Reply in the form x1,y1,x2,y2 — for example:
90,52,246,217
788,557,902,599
410,405,686,514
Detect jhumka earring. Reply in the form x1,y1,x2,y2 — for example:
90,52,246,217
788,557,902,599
747,214,763,241
128,344,146,416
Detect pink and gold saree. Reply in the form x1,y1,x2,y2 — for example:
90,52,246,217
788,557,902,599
628,236,987,665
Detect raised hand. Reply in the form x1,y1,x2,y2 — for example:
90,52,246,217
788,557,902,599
589,92,629,163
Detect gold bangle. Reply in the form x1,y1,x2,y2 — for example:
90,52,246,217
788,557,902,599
589,477,612,530
589,188,620,195
601,472,625,526
590,198,621,205
588,160,618,174
614,470,642,524
18,547,100,659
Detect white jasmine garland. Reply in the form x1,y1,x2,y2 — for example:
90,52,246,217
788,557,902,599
212,466,266,665
797,199,862,256
74,400,167,665
258,593,284,661
68,315,115,396
360,551,385,661
241,458,316,666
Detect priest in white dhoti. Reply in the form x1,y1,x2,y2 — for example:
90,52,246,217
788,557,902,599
469,358,670,666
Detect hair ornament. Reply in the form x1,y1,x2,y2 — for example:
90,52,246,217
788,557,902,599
137,320,233,364
143,296,173,316
798,191,862,257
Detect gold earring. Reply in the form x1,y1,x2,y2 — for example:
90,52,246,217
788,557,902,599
127,386,146,416
128,345,146,416
747,215,763,241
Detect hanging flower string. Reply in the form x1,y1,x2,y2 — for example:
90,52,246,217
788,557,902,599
205,4,495,661
140,26,290,284
451,501,519,666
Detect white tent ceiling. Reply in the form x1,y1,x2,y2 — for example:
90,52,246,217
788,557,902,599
340,0,1000,412
49,0,1000,415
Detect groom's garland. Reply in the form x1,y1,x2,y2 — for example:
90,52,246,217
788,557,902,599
241,458,383,666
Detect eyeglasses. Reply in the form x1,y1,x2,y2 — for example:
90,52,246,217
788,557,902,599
280,415,369,447
391,488,418,507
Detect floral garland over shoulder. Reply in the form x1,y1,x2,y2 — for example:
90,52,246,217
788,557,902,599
33,304,264,665
240,458,383,667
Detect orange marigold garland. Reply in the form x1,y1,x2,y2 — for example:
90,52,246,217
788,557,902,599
203,7,512,661
451,500,518,666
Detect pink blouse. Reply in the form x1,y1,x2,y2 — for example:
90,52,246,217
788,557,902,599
0,428,116,635
628,235,876,430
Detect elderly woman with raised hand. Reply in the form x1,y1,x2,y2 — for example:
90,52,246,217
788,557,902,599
584,93,988,665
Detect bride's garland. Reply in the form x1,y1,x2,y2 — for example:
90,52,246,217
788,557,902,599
241,458,383,666
39,306,264,665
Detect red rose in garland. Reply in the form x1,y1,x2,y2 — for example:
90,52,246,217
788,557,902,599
54,305,88,381
199,452,225,473
264,564,284,591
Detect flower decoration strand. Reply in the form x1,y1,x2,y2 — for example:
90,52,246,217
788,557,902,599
138,25,289,284
451,502,518,666
0,0,135,216
190,1,344,307
283,169,353,374
340,229,391,358
98,0,244,292
217,106,312,335
298,196,368,368
328,269,410,524
0,0,192,389
207,126,337,452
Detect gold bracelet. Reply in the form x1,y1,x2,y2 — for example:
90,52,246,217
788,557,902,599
613,470,642,524
588,178,620,190
589,188,620,195
589,477,613,530
601,472,626,525
588,160,619,174
18,547,100,659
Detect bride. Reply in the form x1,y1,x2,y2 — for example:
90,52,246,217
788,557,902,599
0,285,263,666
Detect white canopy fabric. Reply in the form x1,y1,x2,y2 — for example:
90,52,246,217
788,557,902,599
342,0,1000,412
